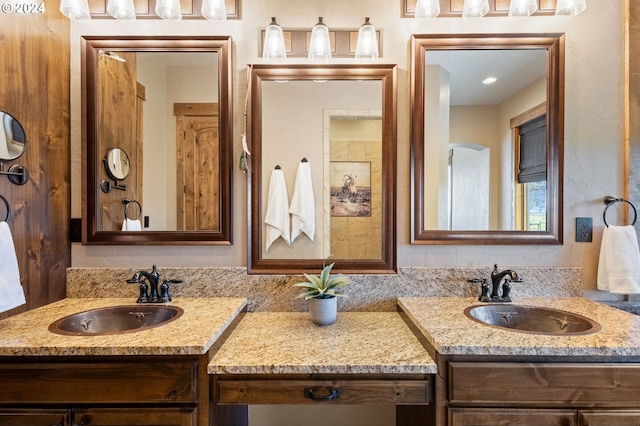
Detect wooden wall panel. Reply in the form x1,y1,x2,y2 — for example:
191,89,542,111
0,9,70,318
628,0,640,230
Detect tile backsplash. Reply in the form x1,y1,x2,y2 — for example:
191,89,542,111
67,266,583,312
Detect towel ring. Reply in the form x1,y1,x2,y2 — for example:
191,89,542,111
0,194,10,222
122,198,142,221
603,196,637,227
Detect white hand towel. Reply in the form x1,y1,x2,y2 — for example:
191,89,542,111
289,161,315,242
265,168,290,251
0,221,26,313
121,218,142,231
597,225,640,293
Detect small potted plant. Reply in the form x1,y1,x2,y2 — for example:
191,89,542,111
293,263,350,325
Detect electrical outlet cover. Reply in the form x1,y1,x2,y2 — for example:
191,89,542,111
576,217,593,242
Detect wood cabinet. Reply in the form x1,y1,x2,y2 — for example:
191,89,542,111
212,374,434,426
216,378,431,405
0,355,208,426
579,410,640,426
439,361,640,426
0,408,196,426
449,408,576,425
0,409,69,426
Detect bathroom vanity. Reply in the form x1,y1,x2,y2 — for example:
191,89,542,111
398,297,640,426
208,312,437,426
0,297,246,426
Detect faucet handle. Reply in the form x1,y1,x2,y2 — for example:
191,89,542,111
502,281,513,302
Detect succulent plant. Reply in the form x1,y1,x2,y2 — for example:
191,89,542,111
293,263,350,300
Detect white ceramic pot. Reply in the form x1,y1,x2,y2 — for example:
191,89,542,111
308,297,337,325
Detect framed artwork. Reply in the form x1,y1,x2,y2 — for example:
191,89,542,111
330,161,371,217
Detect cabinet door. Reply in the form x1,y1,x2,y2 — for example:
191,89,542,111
580,410,640,426
72,408,196,426
449,408,576,426
0,409,70,425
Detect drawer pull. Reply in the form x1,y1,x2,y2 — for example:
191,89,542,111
304,386,341,401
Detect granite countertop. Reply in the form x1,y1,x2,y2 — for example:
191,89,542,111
208,312,437,375
0,297,246,356
398,297,640,357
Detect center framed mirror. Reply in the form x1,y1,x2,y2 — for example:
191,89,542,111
81,36,233,244
411,33,564,244
248,64,397,274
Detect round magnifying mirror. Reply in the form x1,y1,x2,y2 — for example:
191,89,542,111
104,148,131,181
0,111,27,161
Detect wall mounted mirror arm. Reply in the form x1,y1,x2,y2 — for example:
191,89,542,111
81,35,233,245
410,33,564,245
248,64,397,274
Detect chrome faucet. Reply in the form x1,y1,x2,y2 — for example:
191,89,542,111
127,265,161,303
489,264,522,302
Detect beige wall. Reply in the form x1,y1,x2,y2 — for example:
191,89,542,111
71,1,624,294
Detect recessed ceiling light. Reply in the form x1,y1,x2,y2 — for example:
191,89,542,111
483,76,497,85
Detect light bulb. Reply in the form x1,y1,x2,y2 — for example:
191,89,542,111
107,0,135,20
262,17,287,60
462,0,489,17
555,0,587,16
201,0,226,20
355,17,379,60
415,0,440,18
509,0,538,16
308,17,332,62
59,0,90,20
155,0,181,20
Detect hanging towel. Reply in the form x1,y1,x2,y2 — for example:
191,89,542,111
265,168,290,251
289,161,315,242
0,221,26,313
597,225,640,293
121,218,142,231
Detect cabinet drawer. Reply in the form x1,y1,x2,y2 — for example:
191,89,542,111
216,379,430,405
580,410,640,426
449,362,640,407
0,409,70,426
449,408,576,426
0,361,198,404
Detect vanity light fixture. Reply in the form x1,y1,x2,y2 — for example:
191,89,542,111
59,0,90,20
355,17,379,60
555,0,587,16
201,0,227,20
414,0,440,18
155,0,182,20
508,0,538,16
106,0,135,19
308,17,332,62
262,17,287,60
462,0,489,17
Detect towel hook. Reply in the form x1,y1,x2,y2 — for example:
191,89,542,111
603,196,638,227
0,194,10,222
122,198,142,221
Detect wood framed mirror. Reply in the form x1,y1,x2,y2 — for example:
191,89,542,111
81,36,233,244
411,33,564,244
248,64,397,274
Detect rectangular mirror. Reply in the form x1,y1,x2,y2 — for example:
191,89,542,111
248,64,397,274
81,36,233,244
411,33,564,244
